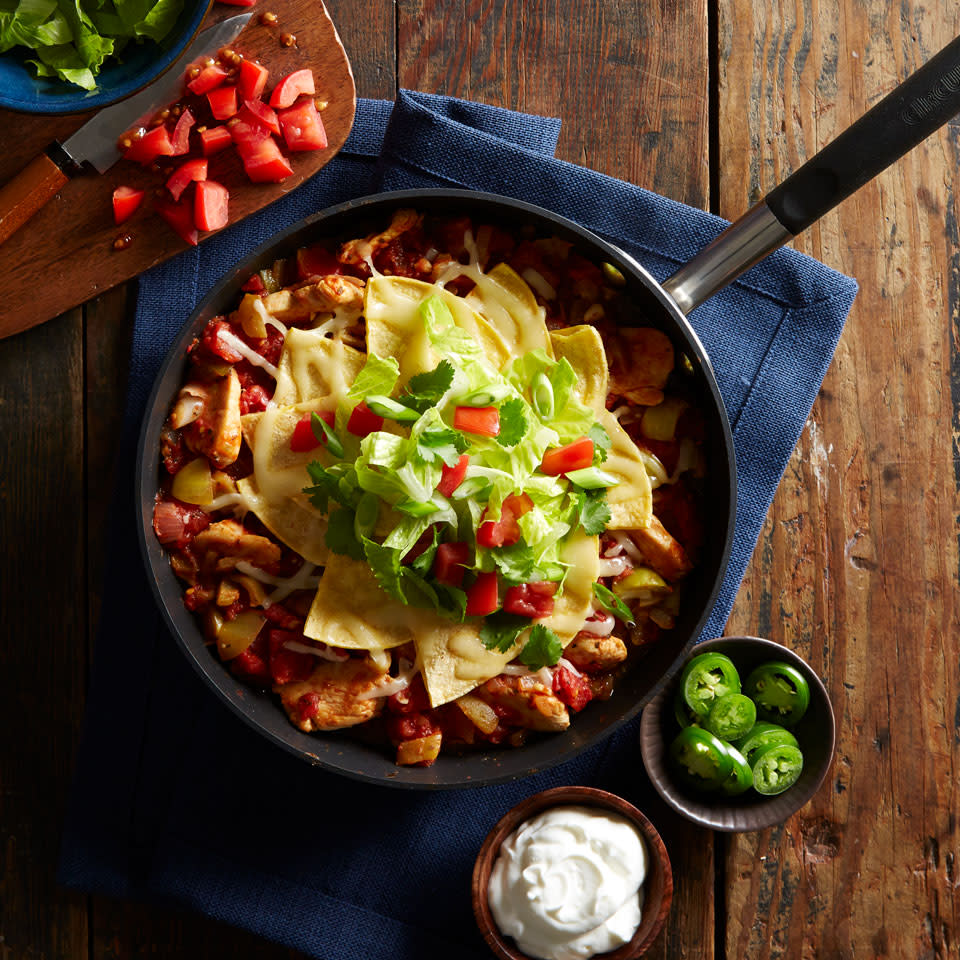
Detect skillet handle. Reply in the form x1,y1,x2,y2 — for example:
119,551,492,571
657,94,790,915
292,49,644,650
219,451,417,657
664,33,960,314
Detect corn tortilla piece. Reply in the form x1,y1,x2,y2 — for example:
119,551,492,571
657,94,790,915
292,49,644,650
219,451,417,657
550,325,653,529
465,262,553,358
536,528,600,641
272,328,367,406
236,476,330,566
364,276,513,383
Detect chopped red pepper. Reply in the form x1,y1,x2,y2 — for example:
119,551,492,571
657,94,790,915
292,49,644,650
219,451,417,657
502,581,557,618
454,405,500,437
437,454,469,497
112,185,144,225
476,492,533,548
434,542,470,587
347,400,384,437
465,571,499,616
540,436,594,475
269,68,315,109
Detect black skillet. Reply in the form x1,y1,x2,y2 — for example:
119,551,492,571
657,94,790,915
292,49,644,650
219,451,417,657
137,36,960,788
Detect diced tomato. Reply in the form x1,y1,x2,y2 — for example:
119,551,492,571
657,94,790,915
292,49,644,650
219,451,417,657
194,179,229,231
230,118,272,146
156,197,198,246
236,136,294,183
200,125,233,156
267,629,315,684
261,603,303,630
289,410,333,452
434,542,470,587
387,676,431,714
503,581,557,618
269,68,315,109
347,400,384,437
122,124,175,164
240,98,281,135
170,108,195,155
476,492,533,548
296,243,340,280
277,99,327,151
437,454,469,497
466,571,499,616
238,59,269,100
385,711,440,743
454,405,500,437
166,157,207,202
240,383,270,414
187,63,229,95
296,691,322,725
540,436,594,475
200,317,243,362
112,185,144,225
207,84,238,120
241,272,266,293
230,633,271,686
553,665,594,712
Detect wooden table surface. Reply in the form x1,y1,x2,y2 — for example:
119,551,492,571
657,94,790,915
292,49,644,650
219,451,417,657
2,1,958,957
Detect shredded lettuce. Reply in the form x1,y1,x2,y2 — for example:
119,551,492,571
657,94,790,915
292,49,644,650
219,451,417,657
1,0,184,91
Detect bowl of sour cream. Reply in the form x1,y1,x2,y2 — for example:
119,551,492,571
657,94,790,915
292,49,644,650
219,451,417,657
472,786,673,960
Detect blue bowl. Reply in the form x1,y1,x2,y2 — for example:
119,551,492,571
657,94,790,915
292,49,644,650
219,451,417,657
0,3,212,115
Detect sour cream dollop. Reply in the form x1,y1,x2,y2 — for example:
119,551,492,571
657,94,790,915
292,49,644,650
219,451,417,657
487,805,647,960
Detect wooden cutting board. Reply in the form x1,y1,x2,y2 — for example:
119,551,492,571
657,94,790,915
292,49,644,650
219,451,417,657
0,0,356,338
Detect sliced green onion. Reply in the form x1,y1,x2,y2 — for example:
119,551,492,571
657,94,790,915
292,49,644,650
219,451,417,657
531,372,555,420
364,395,420,422
564,466,619,489
354,492,379,541
311,412,344,459
460,383,512,406
395,498,442,517
592,581,635,625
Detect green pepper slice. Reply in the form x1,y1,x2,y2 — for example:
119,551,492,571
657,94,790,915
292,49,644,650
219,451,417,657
674,688,700,729
750,742,804,795
704,692,757,741
680,652,741,717
669,726,734,792
734,722,798,768
720,745,754,796
744,661,811,727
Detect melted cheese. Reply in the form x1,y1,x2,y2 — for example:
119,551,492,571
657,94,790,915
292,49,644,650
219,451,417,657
464,262,553,357
549,325,609,412
418,624,519,707
537,529,600,640
218,328,279,379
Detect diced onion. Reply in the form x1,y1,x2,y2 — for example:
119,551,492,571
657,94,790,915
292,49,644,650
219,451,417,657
283,640,348,661
205,491,252,512
602,540,624,558
578,608,616,637
557,657,581,677
597,556,629,578
218,328,279,379
501,664,531,676
170,393,203,428
357,658,418,701
611,531,645,565
522,267,556,300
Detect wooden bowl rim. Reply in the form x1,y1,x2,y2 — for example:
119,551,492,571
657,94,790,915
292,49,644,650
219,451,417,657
472,786,673,960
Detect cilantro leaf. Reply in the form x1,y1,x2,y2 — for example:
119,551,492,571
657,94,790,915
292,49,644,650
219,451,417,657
588,422,611,463
434,583,468,622
304,462,355,512
518,624,563,670
409,527,439,576
325,508,364,560
577,488,611,536
416,425,469,467
496,397,528,447
592,581,635,625
401,359,455,413
480,612,529,653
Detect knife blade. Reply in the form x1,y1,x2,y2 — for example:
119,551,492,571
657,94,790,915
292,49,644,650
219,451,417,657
0,13,253,247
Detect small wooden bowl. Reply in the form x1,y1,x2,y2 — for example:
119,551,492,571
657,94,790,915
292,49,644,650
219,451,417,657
639,636,836,831
472,786,673,960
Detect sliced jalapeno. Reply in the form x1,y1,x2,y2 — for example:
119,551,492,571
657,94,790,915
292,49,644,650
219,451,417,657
750,742,804,795
704,692,757,741
720,745,754,796
680,652,741,718
734,722,798,768
674,687,700,729
669,726,733,792
744,661,811,727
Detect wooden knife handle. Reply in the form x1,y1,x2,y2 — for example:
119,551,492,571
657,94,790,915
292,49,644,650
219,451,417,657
0,153,69,247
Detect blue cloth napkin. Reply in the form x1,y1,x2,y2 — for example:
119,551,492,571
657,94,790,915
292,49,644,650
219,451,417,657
59,91,857,958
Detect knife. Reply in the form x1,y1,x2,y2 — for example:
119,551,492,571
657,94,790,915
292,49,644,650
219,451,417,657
0,13,253,248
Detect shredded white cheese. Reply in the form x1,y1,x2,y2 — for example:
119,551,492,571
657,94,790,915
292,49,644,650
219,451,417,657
218,328,279,379
521,267,556,300
232,560,320,607
357,658,418,701
282,640,349,661
610,531,645,565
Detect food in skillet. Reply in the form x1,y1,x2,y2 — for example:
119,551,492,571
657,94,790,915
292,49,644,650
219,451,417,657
152,209,706,766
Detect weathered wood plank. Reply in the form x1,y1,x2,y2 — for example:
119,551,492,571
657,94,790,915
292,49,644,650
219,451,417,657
398,2,714,956
721,1,960,957
0,310,89,960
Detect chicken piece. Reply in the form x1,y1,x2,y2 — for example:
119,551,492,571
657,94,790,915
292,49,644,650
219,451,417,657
607,327,674,406
628,514,692,582
475,675,570,732
563,635,628,674
338,208,422,266
262,274,365,320
179,367,242,469
193,519,281,569
276,658,387,732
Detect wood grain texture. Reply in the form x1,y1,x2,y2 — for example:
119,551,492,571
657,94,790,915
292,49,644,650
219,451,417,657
720,1,960,957
0,151,68,245
0,0,356,339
